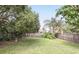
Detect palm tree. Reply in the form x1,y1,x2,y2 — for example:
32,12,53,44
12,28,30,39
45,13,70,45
44,19,53,33
44,17,64,34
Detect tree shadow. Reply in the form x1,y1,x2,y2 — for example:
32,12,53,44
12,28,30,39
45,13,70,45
18,37,43,46
63,40,79,49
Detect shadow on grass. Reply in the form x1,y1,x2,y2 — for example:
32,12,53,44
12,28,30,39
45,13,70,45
0,37,44,49
62,40,79,49
18,37,43,46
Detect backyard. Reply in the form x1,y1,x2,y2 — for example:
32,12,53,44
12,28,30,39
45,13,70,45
0,37,79,54
0,5,79,54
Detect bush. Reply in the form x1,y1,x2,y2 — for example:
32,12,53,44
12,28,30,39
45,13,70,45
0,33,14,41
0,34,9,41
0,32,20,41
42,32,56,39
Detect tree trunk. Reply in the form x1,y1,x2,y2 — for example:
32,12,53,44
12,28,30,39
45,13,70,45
15,38,18,42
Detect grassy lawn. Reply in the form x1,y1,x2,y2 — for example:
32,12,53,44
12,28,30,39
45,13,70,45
0,37,79,54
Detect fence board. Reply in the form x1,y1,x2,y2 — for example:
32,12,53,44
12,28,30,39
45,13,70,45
56,33,79,43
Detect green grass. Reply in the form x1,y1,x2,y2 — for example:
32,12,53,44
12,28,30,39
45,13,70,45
0,37,79,54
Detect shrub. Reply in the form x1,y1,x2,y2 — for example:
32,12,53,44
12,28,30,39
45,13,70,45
0,33,14,41
0,34,9,41
42,32,56,39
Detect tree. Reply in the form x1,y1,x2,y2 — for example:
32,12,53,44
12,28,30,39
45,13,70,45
44,17,64,34
56,5,79,33
0,5,40,41
15,9,40,33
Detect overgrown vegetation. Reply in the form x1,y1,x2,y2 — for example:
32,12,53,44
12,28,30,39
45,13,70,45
56,5,79,33
0,5,79,54
42,32,56,39
44,17,64,34
0,5,40,41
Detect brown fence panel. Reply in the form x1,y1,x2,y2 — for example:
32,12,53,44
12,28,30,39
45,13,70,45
26,33,43,37
56,33,79,43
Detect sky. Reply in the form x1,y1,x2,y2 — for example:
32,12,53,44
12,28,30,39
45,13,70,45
31,5,62,30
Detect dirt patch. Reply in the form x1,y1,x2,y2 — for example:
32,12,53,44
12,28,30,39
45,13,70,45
0,40,16,48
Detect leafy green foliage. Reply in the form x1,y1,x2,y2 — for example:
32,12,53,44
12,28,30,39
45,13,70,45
56,5,79,33
42,32,56,39
0,5,40,41
44,17,64,33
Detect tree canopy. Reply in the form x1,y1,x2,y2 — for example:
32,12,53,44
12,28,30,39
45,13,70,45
56,5,79,33
44,17,64,33
0,5,40,41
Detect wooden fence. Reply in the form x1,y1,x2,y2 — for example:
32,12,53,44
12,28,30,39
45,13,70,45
26,33,43,37
56,33,79,43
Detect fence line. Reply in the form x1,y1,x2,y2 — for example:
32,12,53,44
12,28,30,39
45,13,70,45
26,33,43,37
56,33,79,43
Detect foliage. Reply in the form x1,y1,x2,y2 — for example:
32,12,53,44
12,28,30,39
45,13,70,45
15,12,40,33
44,17,64,33
56,5,79,33
42,32,56,39
0,5,40,41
